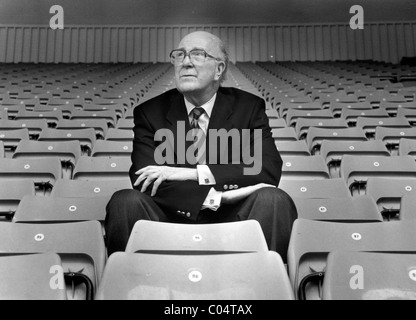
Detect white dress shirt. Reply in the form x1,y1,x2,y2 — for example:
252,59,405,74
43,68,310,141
184,94,222,211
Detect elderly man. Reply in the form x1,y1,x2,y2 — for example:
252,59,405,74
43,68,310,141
105,31,297,262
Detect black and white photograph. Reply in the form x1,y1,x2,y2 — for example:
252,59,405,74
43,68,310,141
0,0,416,306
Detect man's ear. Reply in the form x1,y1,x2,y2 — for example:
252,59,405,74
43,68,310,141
215,61,226,81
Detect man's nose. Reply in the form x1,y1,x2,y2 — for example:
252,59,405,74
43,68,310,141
182,54,193,66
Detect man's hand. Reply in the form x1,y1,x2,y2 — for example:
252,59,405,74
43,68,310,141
134,166,198,196
221,183,276,205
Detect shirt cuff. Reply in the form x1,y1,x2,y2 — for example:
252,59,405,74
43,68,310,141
201,187,222,211
197,164,216,185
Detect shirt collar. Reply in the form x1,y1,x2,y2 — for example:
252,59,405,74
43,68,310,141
184,93,217,118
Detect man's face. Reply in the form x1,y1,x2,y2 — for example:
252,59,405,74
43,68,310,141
173,33,223,98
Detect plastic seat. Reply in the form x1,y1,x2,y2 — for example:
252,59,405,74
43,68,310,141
399,193,416,221
271,127,297,142
340,108,389,126
51,179,131,197
268,118,286,129
295,118,348,140
57,119,108,140
399,138,416,160
275,140,310,156
279,101,322,119
0,179,35,218
115,118,134,130
356,116,411,139
293,196,382,222
0,253,67,300
366,177,416,220
83,103,125,119
266,109,279,119
39,128,96,156
92,97,132,109
0,104,22,118
397,107,416,125
70,110,117,128
281,156,330,180
95,251,294,300
105,128,134,141
306,127,368,155
278,178,350,199
12,140,81,179
72,156,131,181
33,103,75,119
0,119,48,139
286,109,333,127
380,101,416,117
91,140,132,157
0,221,105,300
126,220,268,253
320,140,390,178
0,157,61,195
340,155,416,196
14,110,63,127
13,195,110,223
375,127,416,155
288,219,416,300
329,101,372,118
322,251,416,300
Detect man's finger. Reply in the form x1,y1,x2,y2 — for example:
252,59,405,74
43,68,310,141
135,166,156,175
140,173,159,193
134,172,149,187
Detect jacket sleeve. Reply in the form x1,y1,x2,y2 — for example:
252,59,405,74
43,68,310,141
207,98,283,190
129,105,211,221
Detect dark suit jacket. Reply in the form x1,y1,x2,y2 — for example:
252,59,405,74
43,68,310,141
130,87,282,221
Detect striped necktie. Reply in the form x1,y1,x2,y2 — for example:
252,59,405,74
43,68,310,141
190,107,206,164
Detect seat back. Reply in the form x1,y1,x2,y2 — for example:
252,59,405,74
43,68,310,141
125,220,268,254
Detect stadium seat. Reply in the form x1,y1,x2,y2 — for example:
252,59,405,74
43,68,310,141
275,140,310,156
83,103,125,119
72,156,131,181
12,140,81,179
356,116,411,139
0,179,35,219
340,108,390,126
375,127,416,154
57,119,108,140
295,118,348,140
281,156,330,180
322,251,416,300
320,140,390,178
288,219,416,300
399,138,416,160
0,221,106,300
95,251,294,300
51,179,132,198
14,110,63,127
13,195,110,223
115,118,134,130
33,103,75,119
380,101,416,117
399,193,416,221
38,128,96,156
279,101,322,119
70,110,117,128
91,140,132,157
293,196,382,222
0,118,48,139
105,128,134,141
329,101,373,118
341,155,416,196
271,127,298,141
397,107,416,125
306,127,367,155
126,220,268,253
366,177,416,220
0,253,67,300
0,157,62,195
266,109,279,119
278,178,350,199
285,109,333,127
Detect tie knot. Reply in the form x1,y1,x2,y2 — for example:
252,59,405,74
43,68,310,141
191,107,204,120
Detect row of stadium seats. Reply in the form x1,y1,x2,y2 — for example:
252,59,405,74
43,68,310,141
1,60,416,299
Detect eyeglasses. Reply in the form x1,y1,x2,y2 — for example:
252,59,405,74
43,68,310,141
170,48,222,65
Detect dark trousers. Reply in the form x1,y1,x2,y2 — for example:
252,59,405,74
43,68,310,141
104,187,297,262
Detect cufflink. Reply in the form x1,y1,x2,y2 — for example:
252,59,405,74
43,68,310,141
205,178,210,184
186,212,191,217
210,199,214,205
